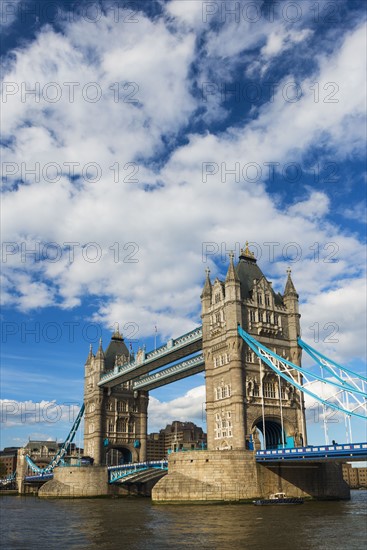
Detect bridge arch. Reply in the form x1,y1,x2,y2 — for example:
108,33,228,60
252,415,296,450
105,445,137,466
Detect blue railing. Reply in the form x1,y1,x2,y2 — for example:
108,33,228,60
108,460,168,483
255,442,367,461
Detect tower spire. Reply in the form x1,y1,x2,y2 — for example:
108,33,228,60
96,338,104,359
239,241,256,262
225,251,240,283
201,267,212,298
284,267,298,297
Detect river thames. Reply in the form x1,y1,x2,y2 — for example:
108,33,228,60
1,490,366,549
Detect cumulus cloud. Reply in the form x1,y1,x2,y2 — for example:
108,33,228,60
1,5,366,360
148,385,206,432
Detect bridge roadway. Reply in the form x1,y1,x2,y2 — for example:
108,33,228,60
133,353,204,391
255,442,367,462
98,326,202,388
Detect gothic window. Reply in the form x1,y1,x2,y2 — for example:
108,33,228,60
264,382,276,398
266,312,271,323
215,312,221,323
249,310,255,322
265,295,270,306
215,293,220,303
116,418,125,432
257,294,262,305
107,420,114,433
105,400,113,411
117,401,127,412
280,385,286,399
274,314,278,325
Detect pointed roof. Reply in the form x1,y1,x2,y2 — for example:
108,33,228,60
236,243,283,305
225,251,240,283
85,344,94,364
95,338,105,360
284,268,298,297
104,327,129,370
201,267,212,298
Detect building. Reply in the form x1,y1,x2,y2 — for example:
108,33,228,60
147,421,207,460
0,447,19,477
342,463,367,488
201,244,306,451
23,440,59,469
84,328,148,465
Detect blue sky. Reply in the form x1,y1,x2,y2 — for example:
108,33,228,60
1,0,366,450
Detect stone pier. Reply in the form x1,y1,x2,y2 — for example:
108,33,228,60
152,450,350,503
38,466,108,498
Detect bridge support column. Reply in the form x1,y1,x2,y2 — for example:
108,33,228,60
152,450,350,503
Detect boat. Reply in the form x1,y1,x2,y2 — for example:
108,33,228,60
253,492,304,505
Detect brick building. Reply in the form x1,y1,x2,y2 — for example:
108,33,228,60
0,447,19,477
147,421,207,460
342,463,367,488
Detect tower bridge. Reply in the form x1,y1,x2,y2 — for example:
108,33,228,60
19,243,367,502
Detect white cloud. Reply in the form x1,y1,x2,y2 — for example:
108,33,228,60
148,385,206,432
0,8,365,361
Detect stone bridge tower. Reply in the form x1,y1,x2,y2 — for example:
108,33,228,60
83,328,148,465
201,244,306,452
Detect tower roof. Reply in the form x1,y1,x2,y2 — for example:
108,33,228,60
104,327,129,370
236,243,283,305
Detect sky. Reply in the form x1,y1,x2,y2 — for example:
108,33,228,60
0,0,366,451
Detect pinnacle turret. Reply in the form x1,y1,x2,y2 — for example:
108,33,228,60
201,267,212,298
284,267,298,297
225,251,240,283
95,338,105,359
85,344,94,364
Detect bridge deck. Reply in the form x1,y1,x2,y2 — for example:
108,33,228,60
99,327,202,388
255,442,367,462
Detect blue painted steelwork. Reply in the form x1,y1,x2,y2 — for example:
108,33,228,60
24,473,54,482
298,338,367,386
108,460,168,483
238,326,367,419
25,404,85,474
99,326,202,386
256,442,367,461
133,353,204,390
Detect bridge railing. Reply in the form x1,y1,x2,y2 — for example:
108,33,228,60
108,460,168,472
100,326,203,384
256,442,367,460
133,354,204,389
